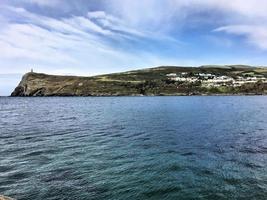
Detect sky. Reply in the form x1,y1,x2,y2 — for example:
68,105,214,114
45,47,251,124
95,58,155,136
1,0,267,95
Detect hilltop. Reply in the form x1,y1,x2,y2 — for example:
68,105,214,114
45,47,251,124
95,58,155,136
11,65,267,96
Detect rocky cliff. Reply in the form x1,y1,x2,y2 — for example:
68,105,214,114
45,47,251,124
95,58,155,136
11,71,146,96
11,66,267,96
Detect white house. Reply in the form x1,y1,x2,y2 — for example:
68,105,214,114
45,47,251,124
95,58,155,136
166,73,177,77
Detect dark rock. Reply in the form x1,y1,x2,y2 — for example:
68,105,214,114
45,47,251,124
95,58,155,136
11,86,25,96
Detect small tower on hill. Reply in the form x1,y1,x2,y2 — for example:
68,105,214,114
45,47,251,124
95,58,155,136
31,68,33,73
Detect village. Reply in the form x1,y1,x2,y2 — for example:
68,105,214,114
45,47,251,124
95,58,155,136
166,72,267,88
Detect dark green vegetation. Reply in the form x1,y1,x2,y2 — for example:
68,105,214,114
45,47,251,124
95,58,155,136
11,65,267,96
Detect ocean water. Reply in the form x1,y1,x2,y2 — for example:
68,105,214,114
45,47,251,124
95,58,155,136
0,96,267,200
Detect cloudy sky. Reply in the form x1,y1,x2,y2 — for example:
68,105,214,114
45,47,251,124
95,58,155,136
1,0,267,95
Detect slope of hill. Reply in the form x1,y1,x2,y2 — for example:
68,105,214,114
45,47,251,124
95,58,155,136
11,66,267,96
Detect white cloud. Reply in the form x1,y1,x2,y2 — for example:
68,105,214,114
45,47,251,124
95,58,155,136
64,16,113,36
0,5,185,76
21,0,61,7
88,11,107,19
104,0,267,50
1,0,267,75
215,25,267,50
87,11,148,38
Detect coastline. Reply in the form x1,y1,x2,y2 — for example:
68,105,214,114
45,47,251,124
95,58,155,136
5,93,267,97
10,67,267,97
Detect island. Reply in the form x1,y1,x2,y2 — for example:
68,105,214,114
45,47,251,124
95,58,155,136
11,65,267,96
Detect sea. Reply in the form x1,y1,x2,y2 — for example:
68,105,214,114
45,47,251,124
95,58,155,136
0,96,267,200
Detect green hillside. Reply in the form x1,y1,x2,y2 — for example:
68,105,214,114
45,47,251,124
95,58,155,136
11,66,267,96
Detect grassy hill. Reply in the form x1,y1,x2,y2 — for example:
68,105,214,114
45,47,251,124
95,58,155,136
11,66,267,96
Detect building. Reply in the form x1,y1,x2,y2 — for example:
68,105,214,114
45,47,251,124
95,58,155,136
166,73,177,77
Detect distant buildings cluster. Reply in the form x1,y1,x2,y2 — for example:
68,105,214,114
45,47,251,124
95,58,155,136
166,72,267,87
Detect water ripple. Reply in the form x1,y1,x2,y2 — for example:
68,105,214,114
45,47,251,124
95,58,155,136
1,96,267,200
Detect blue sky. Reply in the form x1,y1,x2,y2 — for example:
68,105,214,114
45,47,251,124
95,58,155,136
1,0,267,95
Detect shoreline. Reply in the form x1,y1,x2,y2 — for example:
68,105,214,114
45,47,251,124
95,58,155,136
3,93,267,97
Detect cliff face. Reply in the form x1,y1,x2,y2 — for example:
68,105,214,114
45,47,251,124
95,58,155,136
11,72,35,96
11,66,267,96
11,72,141,96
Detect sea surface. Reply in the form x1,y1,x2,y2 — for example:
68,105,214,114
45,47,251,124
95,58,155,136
0,96,267,200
